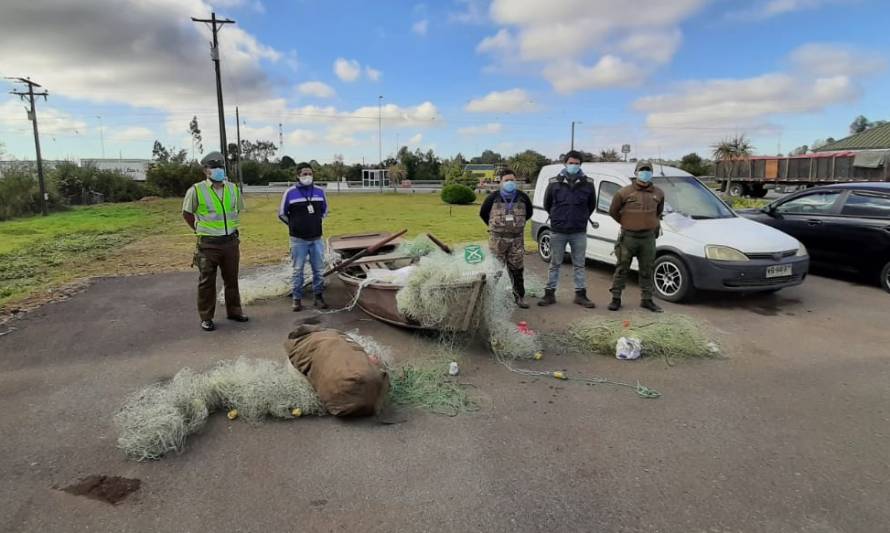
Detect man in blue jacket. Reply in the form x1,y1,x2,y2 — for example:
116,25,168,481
538,150,597,308
279,162,329,311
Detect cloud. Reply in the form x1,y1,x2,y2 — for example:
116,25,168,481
544,56,645,94
458,122,503,136
109,126,154,142
210,0,265,12
630,44,879,153
465,89,537,113
407,133,423,145
0,0,282,115
365,66,382,82
286,129,319,145
412,19,429,36
449,0,487,24
0,100,88,136
333,58,362,82
297,81,336,99
789,42,886,77
478,0,708,91
727,0,846,20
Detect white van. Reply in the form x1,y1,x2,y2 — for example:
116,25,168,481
530,163,810,301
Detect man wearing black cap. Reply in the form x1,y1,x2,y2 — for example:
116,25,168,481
608,160,665,312
181,152,248,331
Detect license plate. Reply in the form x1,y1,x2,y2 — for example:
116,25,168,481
766,264,792,278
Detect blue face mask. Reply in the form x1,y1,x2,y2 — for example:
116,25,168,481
501,180,517,193
209,168,226,182
637,170,653,183
565,164,581,175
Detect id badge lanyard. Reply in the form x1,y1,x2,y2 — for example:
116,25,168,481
502,193,516,222
301,186,315,214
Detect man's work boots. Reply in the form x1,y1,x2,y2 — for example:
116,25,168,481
292,299,302,312
201,319,215,332
574,289,596,309
515,295,530,309
537,289,556,307
641,299,663,313
608,297,622,311
314,294,329,310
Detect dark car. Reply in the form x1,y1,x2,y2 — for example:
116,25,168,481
739,183,890,292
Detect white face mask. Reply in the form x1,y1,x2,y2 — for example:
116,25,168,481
299,175,313,186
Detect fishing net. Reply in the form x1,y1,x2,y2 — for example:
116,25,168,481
396,234,437,259
221,244,342,304
115,357,322,461
567,314,720,364
344,329,395,369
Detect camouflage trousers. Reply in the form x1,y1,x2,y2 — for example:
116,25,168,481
610,229,657,301
490,233,526,298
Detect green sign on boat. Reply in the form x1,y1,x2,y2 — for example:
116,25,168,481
464,245,484,264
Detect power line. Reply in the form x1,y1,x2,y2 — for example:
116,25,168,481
7,76,49,216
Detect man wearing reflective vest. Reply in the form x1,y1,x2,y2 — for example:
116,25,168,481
181,152,248,331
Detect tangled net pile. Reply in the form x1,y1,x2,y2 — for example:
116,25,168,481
568,314,720,364
394,244,542,360
115,357,323,461
222,245,342,305
396,234,436,259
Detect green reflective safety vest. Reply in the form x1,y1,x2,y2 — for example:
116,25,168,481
194,180,241,236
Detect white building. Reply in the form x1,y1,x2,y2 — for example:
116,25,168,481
81,159,150,181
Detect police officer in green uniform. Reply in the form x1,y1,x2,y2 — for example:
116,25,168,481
479,169,533,308
181,152,249,331
608,160,665,313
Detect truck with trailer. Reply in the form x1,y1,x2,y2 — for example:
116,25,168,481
711,150,890,197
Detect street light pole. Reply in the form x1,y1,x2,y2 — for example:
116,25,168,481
571,120,582,151
378,95,383,193
97,115,105,158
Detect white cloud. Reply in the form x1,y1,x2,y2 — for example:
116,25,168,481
109,126,154,142
449,0,487,24
478,0,708,91
458,122,503,136
544,56,645,94
297,81,336,99
210,0,265,12
727,0,845,20
465,89,537,113
0,100,88,136
789,42,886,77
365,66,382,82
286,129,319,145
617,29,683,65
334,58,362,82
407,133,423,145
412,19,429,36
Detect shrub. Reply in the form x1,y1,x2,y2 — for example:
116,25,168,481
240,160,263,185
0,166,64,220
146,162,204,197
262,167,293,184
441,183,476,205
53,162,148,203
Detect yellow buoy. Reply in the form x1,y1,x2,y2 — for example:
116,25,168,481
291,408,302,417
533,352,543,360
227,409,239,420
552,371,567,380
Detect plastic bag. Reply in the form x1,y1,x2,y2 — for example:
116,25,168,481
616,336,642,360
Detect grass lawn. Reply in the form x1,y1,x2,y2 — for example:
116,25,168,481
0,193,535,311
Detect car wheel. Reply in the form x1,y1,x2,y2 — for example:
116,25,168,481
881,260,890,293
653,254,695,302
538,229,552,263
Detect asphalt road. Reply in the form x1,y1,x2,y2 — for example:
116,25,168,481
1,260,888,533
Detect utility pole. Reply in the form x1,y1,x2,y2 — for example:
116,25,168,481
97,115,105,158
378,95,383,193
571,120,582,151
8,77,49,216
235,106,243,187
192,12,235,176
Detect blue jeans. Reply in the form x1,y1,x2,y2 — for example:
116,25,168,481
291,237,325,300
546,231,587,291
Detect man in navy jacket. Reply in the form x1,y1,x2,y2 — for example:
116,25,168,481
539,150,597,308
279,162,329,311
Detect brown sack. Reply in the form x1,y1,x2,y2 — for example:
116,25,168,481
284,325,389,417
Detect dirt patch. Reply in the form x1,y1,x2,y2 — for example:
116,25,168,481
61,475,141,505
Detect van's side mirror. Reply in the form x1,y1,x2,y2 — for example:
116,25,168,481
762,204,777,217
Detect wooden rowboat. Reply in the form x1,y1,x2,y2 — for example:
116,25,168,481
329,232,488,332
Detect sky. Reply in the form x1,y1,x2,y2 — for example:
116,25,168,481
1,0,888,165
